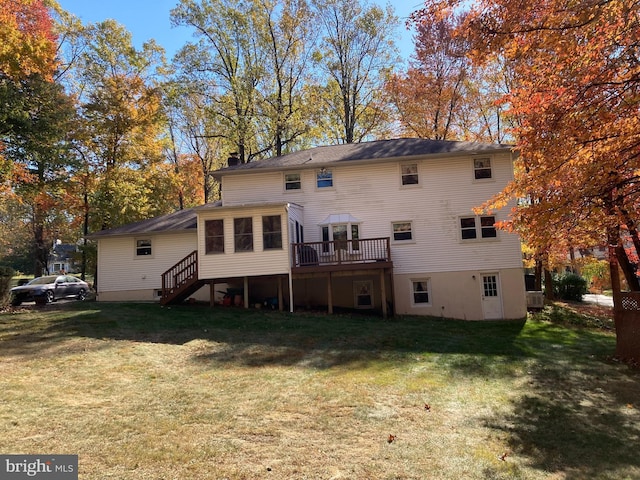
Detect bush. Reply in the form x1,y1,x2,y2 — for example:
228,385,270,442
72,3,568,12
554,272,588,301
0,265,15,306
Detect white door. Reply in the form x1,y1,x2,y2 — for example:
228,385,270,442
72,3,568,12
481,273,503,320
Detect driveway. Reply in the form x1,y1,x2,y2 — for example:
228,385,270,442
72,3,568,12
582,293,614,307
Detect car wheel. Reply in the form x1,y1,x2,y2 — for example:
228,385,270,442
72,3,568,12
77,289,86,301
11,298,21,306
45,290,54,303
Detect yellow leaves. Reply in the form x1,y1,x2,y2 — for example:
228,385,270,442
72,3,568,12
0,0,58,80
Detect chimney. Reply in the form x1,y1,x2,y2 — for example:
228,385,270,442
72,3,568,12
227,152,240,166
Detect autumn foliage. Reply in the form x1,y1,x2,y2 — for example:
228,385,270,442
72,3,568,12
414,0,640,272
0,0,58,80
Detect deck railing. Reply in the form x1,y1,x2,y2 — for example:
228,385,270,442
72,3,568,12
291,237,391,269
161,250,198,302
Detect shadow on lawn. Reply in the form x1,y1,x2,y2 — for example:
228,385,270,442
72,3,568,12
482,320,640,479
0,302,531,370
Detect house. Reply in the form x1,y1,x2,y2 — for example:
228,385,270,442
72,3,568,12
48,241,79,274
88,138,527,320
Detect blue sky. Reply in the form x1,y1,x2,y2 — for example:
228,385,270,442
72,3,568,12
56,0,420,61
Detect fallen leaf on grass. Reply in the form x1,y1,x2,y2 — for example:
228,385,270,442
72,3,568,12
387,434,396,444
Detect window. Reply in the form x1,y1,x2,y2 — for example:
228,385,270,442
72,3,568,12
262,215,282,250
205,219,224,254
321,223,360,253
460,216,497,240
474,157,492,180
284,173,301,190
234,217,253,252
316,168,333,188
480,216,497,238
483,275,498,297
412,280,430,305
354,281,373,309
401,164,419,185
392,222,413,241
136,239,152,256
460,217,477,240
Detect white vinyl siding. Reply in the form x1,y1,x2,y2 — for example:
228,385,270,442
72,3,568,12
198,205,290,279
96,232,198,294
218,152,521,275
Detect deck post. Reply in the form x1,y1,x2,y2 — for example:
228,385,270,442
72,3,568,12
244,276,249,309
210,280,216,307
327,272,333,314
380,269,387,319
278,276,284,312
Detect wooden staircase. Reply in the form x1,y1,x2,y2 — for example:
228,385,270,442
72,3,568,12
160,250,206,305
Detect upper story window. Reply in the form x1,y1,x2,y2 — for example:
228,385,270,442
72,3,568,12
392,221,413,242
234,217,254,252
473,157,492,180
460,215,497,240
135,239,152,256
401,163,419,186
284,173,301,191
316,168,333,188
262,215,282,250
205,219,224,254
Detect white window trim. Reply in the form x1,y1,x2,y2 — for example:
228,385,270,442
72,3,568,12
320,222,361,255
354,280,374,309
315,168,335,190
134,238,153,259
391,221,415,244
459,215,499,242
400,162,420,188
283,172,302,192
410,278,432,307
472,156,495,183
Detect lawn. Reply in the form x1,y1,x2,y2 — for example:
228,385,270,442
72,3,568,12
0,302,638,479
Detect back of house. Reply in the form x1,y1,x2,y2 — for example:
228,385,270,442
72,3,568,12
89,138,527,320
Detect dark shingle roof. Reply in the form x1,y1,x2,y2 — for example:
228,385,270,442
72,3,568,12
214,138,513,176
86,204,219,239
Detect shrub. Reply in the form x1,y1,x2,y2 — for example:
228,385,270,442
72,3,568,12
0,266,15,306
554,272,588,301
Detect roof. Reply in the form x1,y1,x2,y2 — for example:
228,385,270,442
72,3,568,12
213,138,514,177
86,204,218,239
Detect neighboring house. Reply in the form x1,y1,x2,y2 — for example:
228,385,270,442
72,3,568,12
88,138,527,320
48,242,79,274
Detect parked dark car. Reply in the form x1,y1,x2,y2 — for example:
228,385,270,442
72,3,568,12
10,275,89,306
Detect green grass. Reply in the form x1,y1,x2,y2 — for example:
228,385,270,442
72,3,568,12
0,302,638,479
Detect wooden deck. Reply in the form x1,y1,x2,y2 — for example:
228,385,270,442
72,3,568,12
291,237,392,273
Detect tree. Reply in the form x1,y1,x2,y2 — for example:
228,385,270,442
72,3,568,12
0,73,76,275
0,0,60,187
255,0,315,156
171,0,263,164
386,13,512,142
416,0,640,359
312,0,398,143
71,20,173,231
0,0,58,81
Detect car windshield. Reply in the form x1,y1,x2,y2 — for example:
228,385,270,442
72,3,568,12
27,276,58,285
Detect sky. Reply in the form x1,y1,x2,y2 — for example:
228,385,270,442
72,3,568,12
56,0,422,61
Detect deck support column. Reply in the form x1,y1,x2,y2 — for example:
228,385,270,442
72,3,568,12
244,276,249,309
327,272,333,314
380,269,387,319
278,276,284,312
210,280,216,307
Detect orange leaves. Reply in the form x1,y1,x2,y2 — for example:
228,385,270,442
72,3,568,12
0,0,58,80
